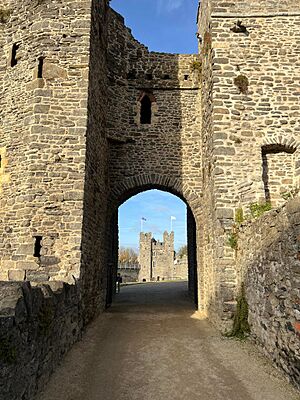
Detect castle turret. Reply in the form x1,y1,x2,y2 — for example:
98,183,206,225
138,232,153,282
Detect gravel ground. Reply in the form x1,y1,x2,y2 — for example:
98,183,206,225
37,282,300,400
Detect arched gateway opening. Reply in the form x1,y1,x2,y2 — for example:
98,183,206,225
106,184,199,310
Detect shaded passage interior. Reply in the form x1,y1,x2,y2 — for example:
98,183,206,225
37,282,299,400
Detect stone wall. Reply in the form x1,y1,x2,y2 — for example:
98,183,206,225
117,265,140,283
173,255,189,280
197,0,300,329
0,281,82,400
237,197,300,390
211,0,299,15
106,9,202,208
0,0,93,283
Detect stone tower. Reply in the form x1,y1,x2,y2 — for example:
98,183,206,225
138,231,175,282
138,232,153,282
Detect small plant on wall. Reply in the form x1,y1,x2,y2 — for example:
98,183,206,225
234,74,249,94
226,283,250,339
235,207,244,225
190,60,202,80
228,222,238,250
0,9,11,23
190,60,202,73
280,187,299,201
247,202,271,219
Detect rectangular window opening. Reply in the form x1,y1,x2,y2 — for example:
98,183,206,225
38,57,45,78
33,236,42,257
11,43,19,67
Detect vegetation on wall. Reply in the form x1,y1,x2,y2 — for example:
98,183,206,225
234,74,249,94
227,283,250,339
247,202,272,219
281,187,299,201
235,207,244,225
190,60,202,73
228,231,238,250
228,202,272,250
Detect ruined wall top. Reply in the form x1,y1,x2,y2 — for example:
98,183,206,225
199,0,299,18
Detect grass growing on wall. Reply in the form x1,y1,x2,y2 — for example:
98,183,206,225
227,283,250,339
247,202,272,219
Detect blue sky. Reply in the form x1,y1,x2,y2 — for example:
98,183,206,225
111,0,199,53
119,190,187,252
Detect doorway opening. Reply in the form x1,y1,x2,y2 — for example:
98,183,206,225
106,189,198,309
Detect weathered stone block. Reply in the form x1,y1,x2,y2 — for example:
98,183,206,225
8,270,25,281
43,62,68,80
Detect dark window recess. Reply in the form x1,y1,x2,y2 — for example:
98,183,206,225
140,95,152,124
127,70,136,80
230,21,249,36
38,57,45,78
0,155,2,169
11,43,19,67
146,73,153,80
184,75,189,80
163,74,170,80
33,236,42,257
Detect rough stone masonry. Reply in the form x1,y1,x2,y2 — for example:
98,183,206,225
0,0,299,398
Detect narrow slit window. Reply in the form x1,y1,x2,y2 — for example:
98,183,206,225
140,95,152,124
38,57,45,78
11,43,19,67
0,155,2,169
184,75,189,80
33,236,42,257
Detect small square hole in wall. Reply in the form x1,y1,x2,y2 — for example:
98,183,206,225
184,75,189,80
146,73,153,80
163,74,170,80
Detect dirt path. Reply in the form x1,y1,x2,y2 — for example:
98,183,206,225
37,282,299,400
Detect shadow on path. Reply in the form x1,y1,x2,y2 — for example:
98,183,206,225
37,282,299,400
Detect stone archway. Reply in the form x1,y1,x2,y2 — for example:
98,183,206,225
109,174,202,219
106,174,203,309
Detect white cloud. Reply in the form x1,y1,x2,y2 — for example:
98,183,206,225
157,0,183,14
